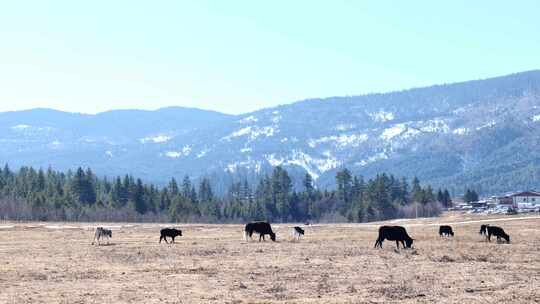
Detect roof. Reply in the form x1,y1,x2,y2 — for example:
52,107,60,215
510,191,540,197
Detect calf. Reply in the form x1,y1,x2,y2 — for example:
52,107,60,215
244,221,276,242
487,226,510,243
374,226,414,249
292,226,304,241
92,227,112,245
159,228,182,243
439,225,454,237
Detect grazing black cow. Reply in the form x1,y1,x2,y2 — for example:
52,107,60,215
92,227,112,245
292,226,304,240
244,222,276,242
374,226,414,249
159,228,182,243
487,226,510,243
479,224,489,236
439,225,454,237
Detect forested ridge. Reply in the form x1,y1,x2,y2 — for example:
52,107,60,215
0,164,451,223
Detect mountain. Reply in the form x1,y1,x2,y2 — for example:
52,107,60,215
2,70,540,195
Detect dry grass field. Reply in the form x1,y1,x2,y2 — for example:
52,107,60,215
1,213,539,304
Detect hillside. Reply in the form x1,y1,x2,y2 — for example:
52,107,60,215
2,70,540,195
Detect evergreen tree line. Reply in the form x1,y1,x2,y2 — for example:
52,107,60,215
0,164,451,222
463,189,479,203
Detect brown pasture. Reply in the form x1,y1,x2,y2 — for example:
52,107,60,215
0,213,539,303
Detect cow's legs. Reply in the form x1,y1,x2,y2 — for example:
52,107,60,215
171,236,175,243
395,240,400,249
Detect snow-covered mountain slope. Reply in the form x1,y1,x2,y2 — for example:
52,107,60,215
2,70,540,194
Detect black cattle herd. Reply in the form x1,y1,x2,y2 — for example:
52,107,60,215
90,221,512,248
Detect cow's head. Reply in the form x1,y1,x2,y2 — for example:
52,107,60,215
405,238,414,248
479,224,489,234
270,232,276,242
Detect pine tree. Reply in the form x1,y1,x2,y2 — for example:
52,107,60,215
336,168,352,204
272,167,292,222
168,178,179,196
182,175,192,198
411,176,422,203
423,185,435,205
437,189,444,204
133,178,146,214
198,178,214,203
303,173,314,197
70,167,96,205
472,190,479,202
443,189,452,207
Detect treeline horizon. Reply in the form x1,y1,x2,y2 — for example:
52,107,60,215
0,164,452,223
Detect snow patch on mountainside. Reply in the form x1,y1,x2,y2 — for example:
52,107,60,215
452,104,473,114
11,125,53,133
355,151,389,167
197,148,210,158
476,120,496,130
308,133,368,148
182,145,192,155
266,154,284,167
251,126,276,139
418,119,450,133
369,110,395,122
239,115,258,123
271,115,282,123
264,150,340,179
401,128,420,139
164,151,182,158
453,127,469,135
240,147,252,153
532,114,540,122
163,145,192,158
11,124,31,130
380,124,406,140
223,127,252,140
381,120,449,142
140,134,172,144
226,159,262,173
222,126,277,141
334,124,355,131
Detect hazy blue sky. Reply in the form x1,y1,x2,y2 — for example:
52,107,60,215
1,1,539,114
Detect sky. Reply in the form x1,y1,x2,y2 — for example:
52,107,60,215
0,1,539,114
